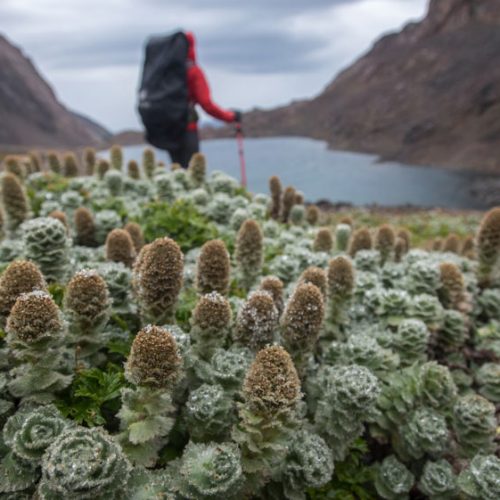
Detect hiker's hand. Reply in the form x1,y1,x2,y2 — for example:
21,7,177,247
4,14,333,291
232,109,242,123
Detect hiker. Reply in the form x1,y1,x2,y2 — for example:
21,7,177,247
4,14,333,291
170,32,241,168
138,31,241,169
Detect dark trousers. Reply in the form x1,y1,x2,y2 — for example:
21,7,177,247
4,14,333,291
167,129,199,169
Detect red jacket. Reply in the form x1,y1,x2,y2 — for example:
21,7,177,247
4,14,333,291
186,32,235,130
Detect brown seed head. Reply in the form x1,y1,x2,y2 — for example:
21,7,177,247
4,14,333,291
328,255,355,298
439,262,465,310
0,172,29,230
188,152,206,186
461,235,475,257
375,224,396,258
6,291,62,344
0,260,47,326
48,210,69,231
348,227,372,257
125,325,181,388
299,267,327,298
259,276,285,317
243,345,301,415
127,160,140,179
433,238,443,251
282,283,324,353
269,175,282,220
47,152,61,174
110,144,123,170
74,207,96,246
124,222,145,253
64,269,110,320
29,152,41,173
281,186,296,223
3,155,25,179
83,147,96,175
294,192,304,205
192,291,232,332
397,228,411,253
340,216,353,227
394,237,406,263
443,233,460,253
235,291,278,351
196,240,231,296
235,220,263,287
306,205,320,226
477,207,500,267
143,148,156,178
313,227,333,253
105,229,136,267
62,152,79,177
171,162,182,171
96,159,110,179
135,237,184,322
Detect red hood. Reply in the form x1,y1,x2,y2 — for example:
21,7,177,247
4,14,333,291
186,31,196,62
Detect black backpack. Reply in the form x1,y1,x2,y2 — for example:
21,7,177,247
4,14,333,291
137,31,189,151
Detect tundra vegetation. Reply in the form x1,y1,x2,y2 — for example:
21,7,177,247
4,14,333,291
0,149,498,499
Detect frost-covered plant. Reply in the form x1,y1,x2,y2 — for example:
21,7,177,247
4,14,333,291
142,147,155,178
477,288,500,319
119,325,181,466
289,205,305,226
335,223,351,253
374,455,414,500
235,219,263,289
196,239,230,296
475,362,500,403
230,207,249,231
175,441,243,499
457,454,500,500
375,224,395,265
392,319,429,365
476,207,500,287
407,293,444,330
5,291,71,401
74,207,97,247
354,249,381,272
314,364,380,460
155,173,175,202
62,152,79,177
418,459,458,499
133,237,184,324
96,261,131,310
64,269,111,361
94,209,122,245
124,221,144,253
281,186,296,223
0,260,47,328
398,407,449,460
306,205,319,226
279,429,334,500
439,262,465,310
22,217,69,283
188,152,206,187
104,169,123,196
38,426,131,499
235,291,278,351
348,227,372,257
281,283,324,374
269,254,300,285
439,309,468,349
453,394,497,458
313,227,333,253
232,346,301,482
269,175,282,220
0,172,29,234
190,292,232,360
405,260,440,295
184,383,234,441
105,228,136,267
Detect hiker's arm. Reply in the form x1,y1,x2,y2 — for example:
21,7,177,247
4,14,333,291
191,67,236,122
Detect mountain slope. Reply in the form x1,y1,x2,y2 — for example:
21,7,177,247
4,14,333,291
206,0,500,173
0,34,110,149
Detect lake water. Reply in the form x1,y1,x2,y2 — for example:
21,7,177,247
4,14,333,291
120,137,487,209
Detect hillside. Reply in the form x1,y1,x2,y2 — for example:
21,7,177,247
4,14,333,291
0,34,110,149
206,0,500,173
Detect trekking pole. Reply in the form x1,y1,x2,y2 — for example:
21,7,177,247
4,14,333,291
235,124,247,188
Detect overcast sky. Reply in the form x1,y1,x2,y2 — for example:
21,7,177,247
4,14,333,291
2,0,428,132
